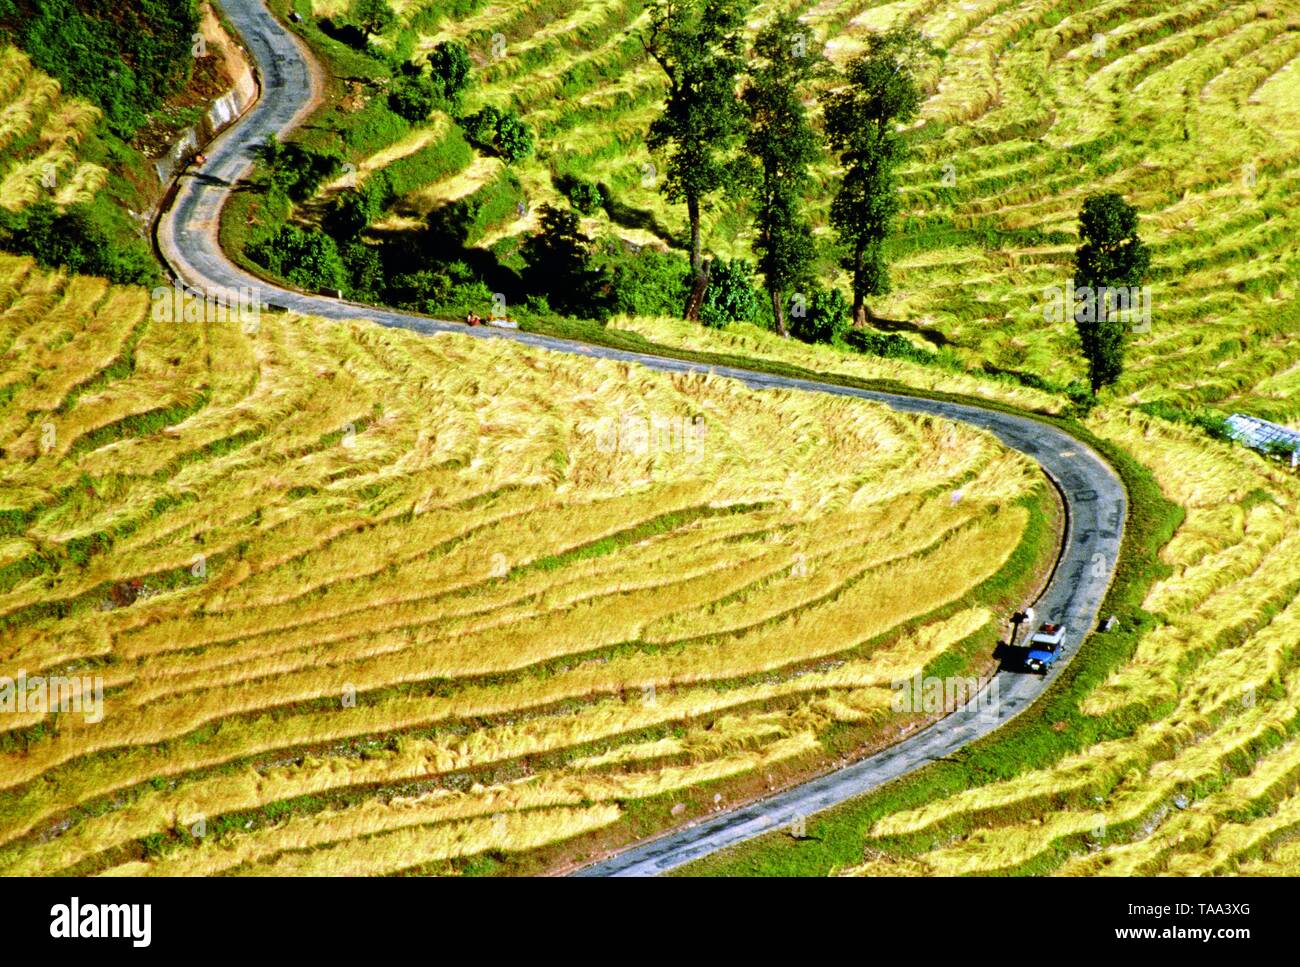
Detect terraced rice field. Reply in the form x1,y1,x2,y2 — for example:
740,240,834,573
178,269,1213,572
0,253,1050,875
352,0,1300,420
0,46,105,211
837,407,1300,877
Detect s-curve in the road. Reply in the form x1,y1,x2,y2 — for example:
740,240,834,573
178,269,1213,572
161,0,1128,877
575,399,1123,876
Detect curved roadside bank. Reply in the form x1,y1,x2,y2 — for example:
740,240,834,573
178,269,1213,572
160,0,1128,876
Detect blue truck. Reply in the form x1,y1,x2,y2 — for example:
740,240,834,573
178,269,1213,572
1022,622,1066,674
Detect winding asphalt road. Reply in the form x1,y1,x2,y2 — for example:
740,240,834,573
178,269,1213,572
160,0,1127,876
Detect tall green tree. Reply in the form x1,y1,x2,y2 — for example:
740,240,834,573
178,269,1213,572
348,0,397,39
427,40,472,107
824,27,939,327
1073,192,1150,393
641,0,750,320
741,15,826,337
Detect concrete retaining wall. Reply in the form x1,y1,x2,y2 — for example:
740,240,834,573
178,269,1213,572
151,36,259,186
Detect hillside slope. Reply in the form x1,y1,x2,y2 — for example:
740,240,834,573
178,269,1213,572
0,254,1053,875
285,0,1300,422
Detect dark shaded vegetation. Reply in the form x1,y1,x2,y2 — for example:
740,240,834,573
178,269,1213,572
0,198,157,285
462,105,535,163
0,0,199,137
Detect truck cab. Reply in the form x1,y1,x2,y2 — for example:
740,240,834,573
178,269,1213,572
1023,623,1066,674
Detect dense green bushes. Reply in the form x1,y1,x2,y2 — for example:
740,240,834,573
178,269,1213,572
389,260,493,315
388,73,440,123
557,174,607,215
788,288,851,345
594,242,690,319
348,0,397,39
0,199,156,285
463,106,535,163
842,326,938,364
265,137,343,202
340,240,385,302
426,41,472,108
0,0,198,137
248,225,345,293
699,259,763,328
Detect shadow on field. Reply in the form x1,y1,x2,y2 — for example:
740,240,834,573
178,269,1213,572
365,225,524,301
862,309,954,349
993,639,1032,674
601,195,677,248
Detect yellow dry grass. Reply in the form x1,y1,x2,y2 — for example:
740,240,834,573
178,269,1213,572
0,47,102,211
0,253,1039,874
840,407,1300,877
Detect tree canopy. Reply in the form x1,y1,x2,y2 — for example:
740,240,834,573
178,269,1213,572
1073,192,1151,393
642,0,751,319
742,14,827,337
824,26,940,326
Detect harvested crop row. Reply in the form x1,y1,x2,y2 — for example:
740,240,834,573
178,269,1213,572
0,253,1044,873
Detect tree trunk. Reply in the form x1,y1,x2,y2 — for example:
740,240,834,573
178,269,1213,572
852,245,867,328
685,258,711,322
771,287,787,338
684,194,705,321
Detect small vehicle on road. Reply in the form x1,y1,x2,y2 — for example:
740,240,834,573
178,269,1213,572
1023,622,1066,674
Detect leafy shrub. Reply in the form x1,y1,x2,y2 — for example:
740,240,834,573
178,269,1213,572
387,260,493,314
593,241,689,318
340,241,385,302
462,105,534,163
493,112,534,163
789,287,850,345
266,139,343,202
699,258,762,328
0,199,156,285
248,225,346,293
462,106,503,149
842,326,936,364
557,174,606,215
348,0,397,38
388,73,439,122
324,173,392,240
427,41,472,108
